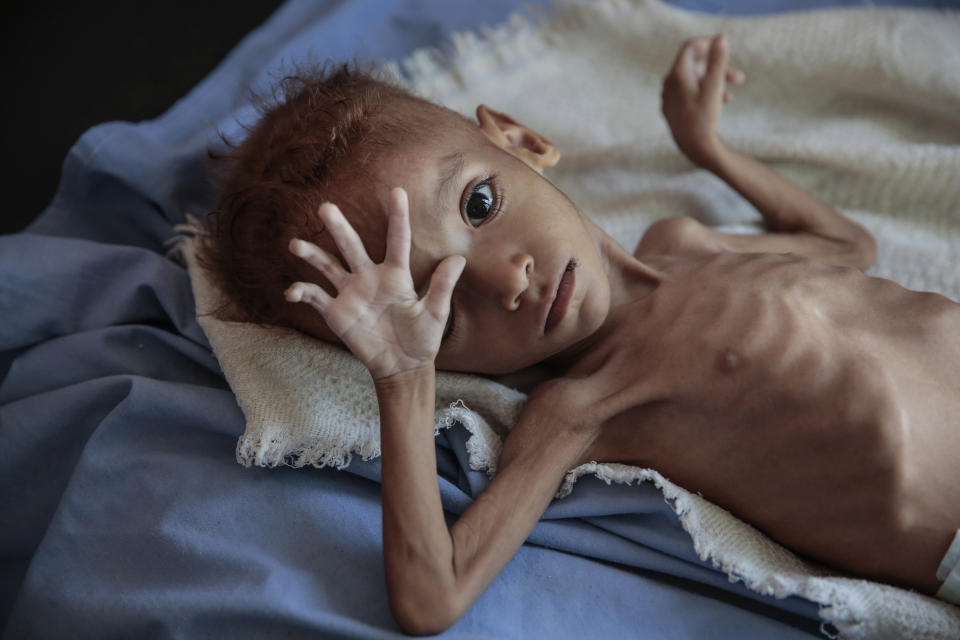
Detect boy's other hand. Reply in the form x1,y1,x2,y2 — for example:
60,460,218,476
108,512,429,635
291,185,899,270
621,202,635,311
661,34,746,169
285,188,465,382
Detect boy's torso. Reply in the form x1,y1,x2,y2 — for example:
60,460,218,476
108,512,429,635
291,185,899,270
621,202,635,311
567,249,960,592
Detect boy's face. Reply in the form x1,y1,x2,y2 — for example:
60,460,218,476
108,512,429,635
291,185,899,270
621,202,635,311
373,107,612,374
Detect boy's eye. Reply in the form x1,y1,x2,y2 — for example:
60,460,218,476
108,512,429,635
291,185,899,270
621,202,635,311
464,182,494,227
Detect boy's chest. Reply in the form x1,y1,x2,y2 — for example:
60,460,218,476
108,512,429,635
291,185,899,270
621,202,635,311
559,255,960,584
576,254,899,468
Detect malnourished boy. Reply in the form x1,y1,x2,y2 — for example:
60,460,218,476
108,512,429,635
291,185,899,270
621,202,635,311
199,34,960,634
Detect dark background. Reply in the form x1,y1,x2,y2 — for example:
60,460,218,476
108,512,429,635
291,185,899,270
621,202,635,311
0,1,285,236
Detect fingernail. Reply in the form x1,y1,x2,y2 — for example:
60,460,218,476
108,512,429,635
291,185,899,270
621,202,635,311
717,34,727,48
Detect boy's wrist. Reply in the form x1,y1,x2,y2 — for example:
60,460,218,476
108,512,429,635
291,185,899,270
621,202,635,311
687,135,728,173
374,364,436,439
373,363,436,394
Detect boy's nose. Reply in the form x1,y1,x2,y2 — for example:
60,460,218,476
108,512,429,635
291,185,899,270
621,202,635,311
497,253,533,311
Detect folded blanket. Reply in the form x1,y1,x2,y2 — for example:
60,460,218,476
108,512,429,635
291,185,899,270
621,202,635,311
180,0,960,638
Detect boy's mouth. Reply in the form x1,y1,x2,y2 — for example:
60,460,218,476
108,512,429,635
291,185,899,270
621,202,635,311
544,259,577,334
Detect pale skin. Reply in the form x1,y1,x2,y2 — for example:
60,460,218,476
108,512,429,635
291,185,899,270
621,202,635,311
285,35,960,634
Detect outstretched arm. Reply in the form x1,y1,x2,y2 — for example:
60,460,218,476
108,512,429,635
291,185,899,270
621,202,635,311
660,34,876,269
378,371,592,634
286,190,595,635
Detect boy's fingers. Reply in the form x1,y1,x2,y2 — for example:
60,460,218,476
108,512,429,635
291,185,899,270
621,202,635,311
726,67,746,85
670,38,705,91
285,281,333,311
694,60,707,81
423,255,466,319
680,36,712,62
289,238,345,288
384,187,411,270
318,202,372,272
669,36,717,92
703,34,729,105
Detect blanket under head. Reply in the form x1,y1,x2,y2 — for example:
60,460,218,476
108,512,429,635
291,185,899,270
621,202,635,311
181,0,960,638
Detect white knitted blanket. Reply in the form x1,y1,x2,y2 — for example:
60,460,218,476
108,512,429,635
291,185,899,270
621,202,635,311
180,1,960,637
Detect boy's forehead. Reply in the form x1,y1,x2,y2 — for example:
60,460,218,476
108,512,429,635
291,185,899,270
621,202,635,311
380,120,485,174
376,128,495,218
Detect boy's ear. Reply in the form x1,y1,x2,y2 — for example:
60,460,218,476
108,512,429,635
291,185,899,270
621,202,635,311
476,105,560,174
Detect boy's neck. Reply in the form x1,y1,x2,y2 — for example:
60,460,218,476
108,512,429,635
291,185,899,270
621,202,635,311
598,232,663,307
545,223,662,373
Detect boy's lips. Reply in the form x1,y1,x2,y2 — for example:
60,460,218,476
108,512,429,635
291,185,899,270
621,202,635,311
544,260,576,334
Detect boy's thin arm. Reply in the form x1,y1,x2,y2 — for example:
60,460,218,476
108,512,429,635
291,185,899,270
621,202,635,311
287,192,587,634
376,368,453,633
377,371,590,635
661,34,876,268
703,140,877,268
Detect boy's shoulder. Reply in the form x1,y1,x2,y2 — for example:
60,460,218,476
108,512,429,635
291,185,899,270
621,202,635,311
633,216,720,261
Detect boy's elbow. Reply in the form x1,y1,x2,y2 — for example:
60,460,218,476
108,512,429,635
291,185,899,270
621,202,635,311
849,229,878,271
392,607,458,637
389,583,464,636
829,219,877,271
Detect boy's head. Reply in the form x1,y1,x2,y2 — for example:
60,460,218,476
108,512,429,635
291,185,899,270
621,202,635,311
200,64,613,374
198,64,461,329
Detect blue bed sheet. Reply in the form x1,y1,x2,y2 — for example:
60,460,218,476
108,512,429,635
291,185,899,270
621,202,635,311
3,1,956,637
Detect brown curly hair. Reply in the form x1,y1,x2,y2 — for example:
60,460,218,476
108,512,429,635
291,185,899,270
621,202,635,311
196,63,468,330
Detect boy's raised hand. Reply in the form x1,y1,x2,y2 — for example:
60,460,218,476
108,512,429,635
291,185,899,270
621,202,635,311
661,33,746,168
285,187,465,382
